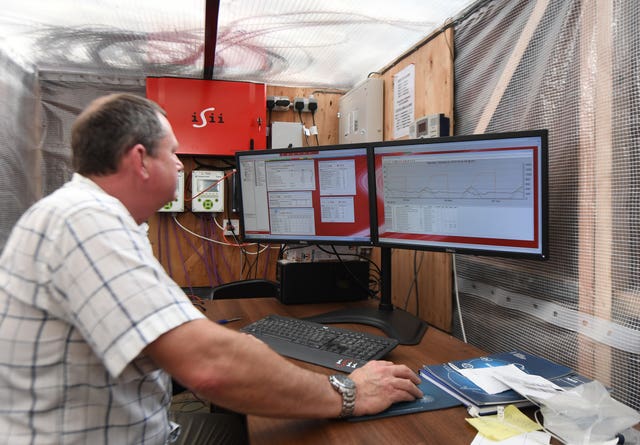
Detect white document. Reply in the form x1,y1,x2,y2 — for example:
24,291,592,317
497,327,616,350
448,363,512,395
450,364,564,400
470,431,551,445
491,365,564,402
393,64,415,139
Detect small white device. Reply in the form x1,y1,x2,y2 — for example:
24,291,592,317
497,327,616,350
409,113,450,139
191,170,225,212
158,170,185,212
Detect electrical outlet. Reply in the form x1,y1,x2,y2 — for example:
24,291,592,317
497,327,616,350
293,96,315,112
270,96,291,111
224,219,240,236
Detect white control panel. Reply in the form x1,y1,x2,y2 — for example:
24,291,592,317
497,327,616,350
158,170,185,212
409,113,450,139
191,170,225,212
338,77,383,144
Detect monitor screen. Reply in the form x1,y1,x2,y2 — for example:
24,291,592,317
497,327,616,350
373,130,549,259
235,145,375,245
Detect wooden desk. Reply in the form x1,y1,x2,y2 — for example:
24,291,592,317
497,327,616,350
204,297,493,445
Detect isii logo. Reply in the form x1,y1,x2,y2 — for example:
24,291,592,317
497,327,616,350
192,107,225,128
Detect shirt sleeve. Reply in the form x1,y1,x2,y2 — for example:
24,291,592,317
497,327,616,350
51,204,205,378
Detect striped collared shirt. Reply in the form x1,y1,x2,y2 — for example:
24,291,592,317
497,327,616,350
0,174,204,444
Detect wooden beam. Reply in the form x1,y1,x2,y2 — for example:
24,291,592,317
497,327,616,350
474,0,549,134
203,0,220,80
577,0,613,385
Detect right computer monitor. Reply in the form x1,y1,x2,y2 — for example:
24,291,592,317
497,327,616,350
373,130,549,260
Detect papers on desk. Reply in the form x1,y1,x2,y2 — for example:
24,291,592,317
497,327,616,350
466,405,543,442
470,430,551,445
457,364,564,402
420,350,593,416
448,362,513,394
490,365,565,403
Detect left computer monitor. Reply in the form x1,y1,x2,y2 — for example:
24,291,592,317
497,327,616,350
235,145,375,246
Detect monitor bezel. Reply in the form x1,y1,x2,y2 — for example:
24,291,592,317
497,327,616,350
371,130,549,260
235,143,377,246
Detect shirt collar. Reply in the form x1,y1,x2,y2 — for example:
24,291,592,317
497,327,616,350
69,173,147,230
71,172,106,192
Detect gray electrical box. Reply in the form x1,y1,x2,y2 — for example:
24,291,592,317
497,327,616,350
271,121,303,148
338,78,384,144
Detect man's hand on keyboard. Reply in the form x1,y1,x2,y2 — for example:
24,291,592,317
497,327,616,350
348,360,423,416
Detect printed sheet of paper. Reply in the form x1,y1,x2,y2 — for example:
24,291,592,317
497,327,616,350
466,405,542,442
450,363,564,399
470,430,551,445
448,363,511,394
491,365,563,401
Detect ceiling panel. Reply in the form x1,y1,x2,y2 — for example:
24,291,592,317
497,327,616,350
0,0,476,88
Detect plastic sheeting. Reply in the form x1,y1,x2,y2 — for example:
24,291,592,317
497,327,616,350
0,0,475,89
0,0,638,415
453,0,640,410
0,52,41,249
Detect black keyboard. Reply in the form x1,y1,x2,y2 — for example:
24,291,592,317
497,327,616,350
241,314,398,372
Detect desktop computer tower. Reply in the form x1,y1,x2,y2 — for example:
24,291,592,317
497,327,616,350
277,260,370,304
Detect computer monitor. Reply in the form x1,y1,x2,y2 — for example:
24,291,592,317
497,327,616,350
235,144,427,344
234,131,548,346
235,144,375,245
373,130,549,259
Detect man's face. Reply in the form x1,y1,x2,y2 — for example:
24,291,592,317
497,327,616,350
146,114,183,207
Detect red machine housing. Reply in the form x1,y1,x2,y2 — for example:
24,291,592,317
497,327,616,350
146,77,267,156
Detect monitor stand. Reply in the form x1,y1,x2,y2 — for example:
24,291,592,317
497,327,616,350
305,247,428,345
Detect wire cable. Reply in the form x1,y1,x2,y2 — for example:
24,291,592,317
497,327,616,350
185,170,235,202
297,110,310,146
452,254,468,343
172,214,237,247
402,250,424,313
311,110,320,146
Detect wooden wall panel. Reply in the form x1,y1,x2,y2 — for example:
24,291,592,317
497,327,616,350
377,27,455,332
149,28,455,332
147,85,343,288
265,85,343,146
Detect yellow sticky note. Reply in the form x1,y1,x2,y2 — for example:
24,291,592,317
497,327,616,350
466,405,541,442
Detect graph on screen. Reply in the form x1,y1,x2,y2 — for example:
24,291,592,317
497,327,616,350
374,131,548,258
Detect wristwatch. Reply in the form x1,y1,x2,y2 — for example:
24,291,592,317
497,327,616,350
328,374,356,418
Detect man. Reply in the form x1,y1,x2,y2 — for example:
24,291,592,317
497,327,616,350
0,93,422,444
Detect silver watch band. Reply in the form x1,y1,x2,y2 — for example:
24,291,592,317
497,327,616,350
329,374,356,418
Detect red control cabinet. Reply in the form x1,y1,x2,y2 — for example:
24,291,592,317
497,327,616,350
146,77,267,156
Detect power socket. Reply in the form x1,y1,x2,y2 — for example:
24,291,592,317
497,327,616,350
224,218,240,236
294,96,313,112
269,96,291,111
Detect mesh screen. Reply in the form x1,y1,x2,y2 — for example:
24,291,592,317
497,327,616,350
0,74,144,249
0,62,146,251
0,51,41,250
453,0,640,410
38,75,146,197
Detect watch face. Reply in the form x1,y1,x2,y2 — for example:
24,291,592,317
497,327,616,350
331,374,356,389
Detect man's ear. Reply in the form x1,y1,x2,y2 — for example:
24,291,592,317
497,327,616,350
128,144,149,179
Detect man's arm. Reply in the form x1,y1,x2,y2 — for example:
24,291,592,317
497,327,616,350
144,318,422,418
